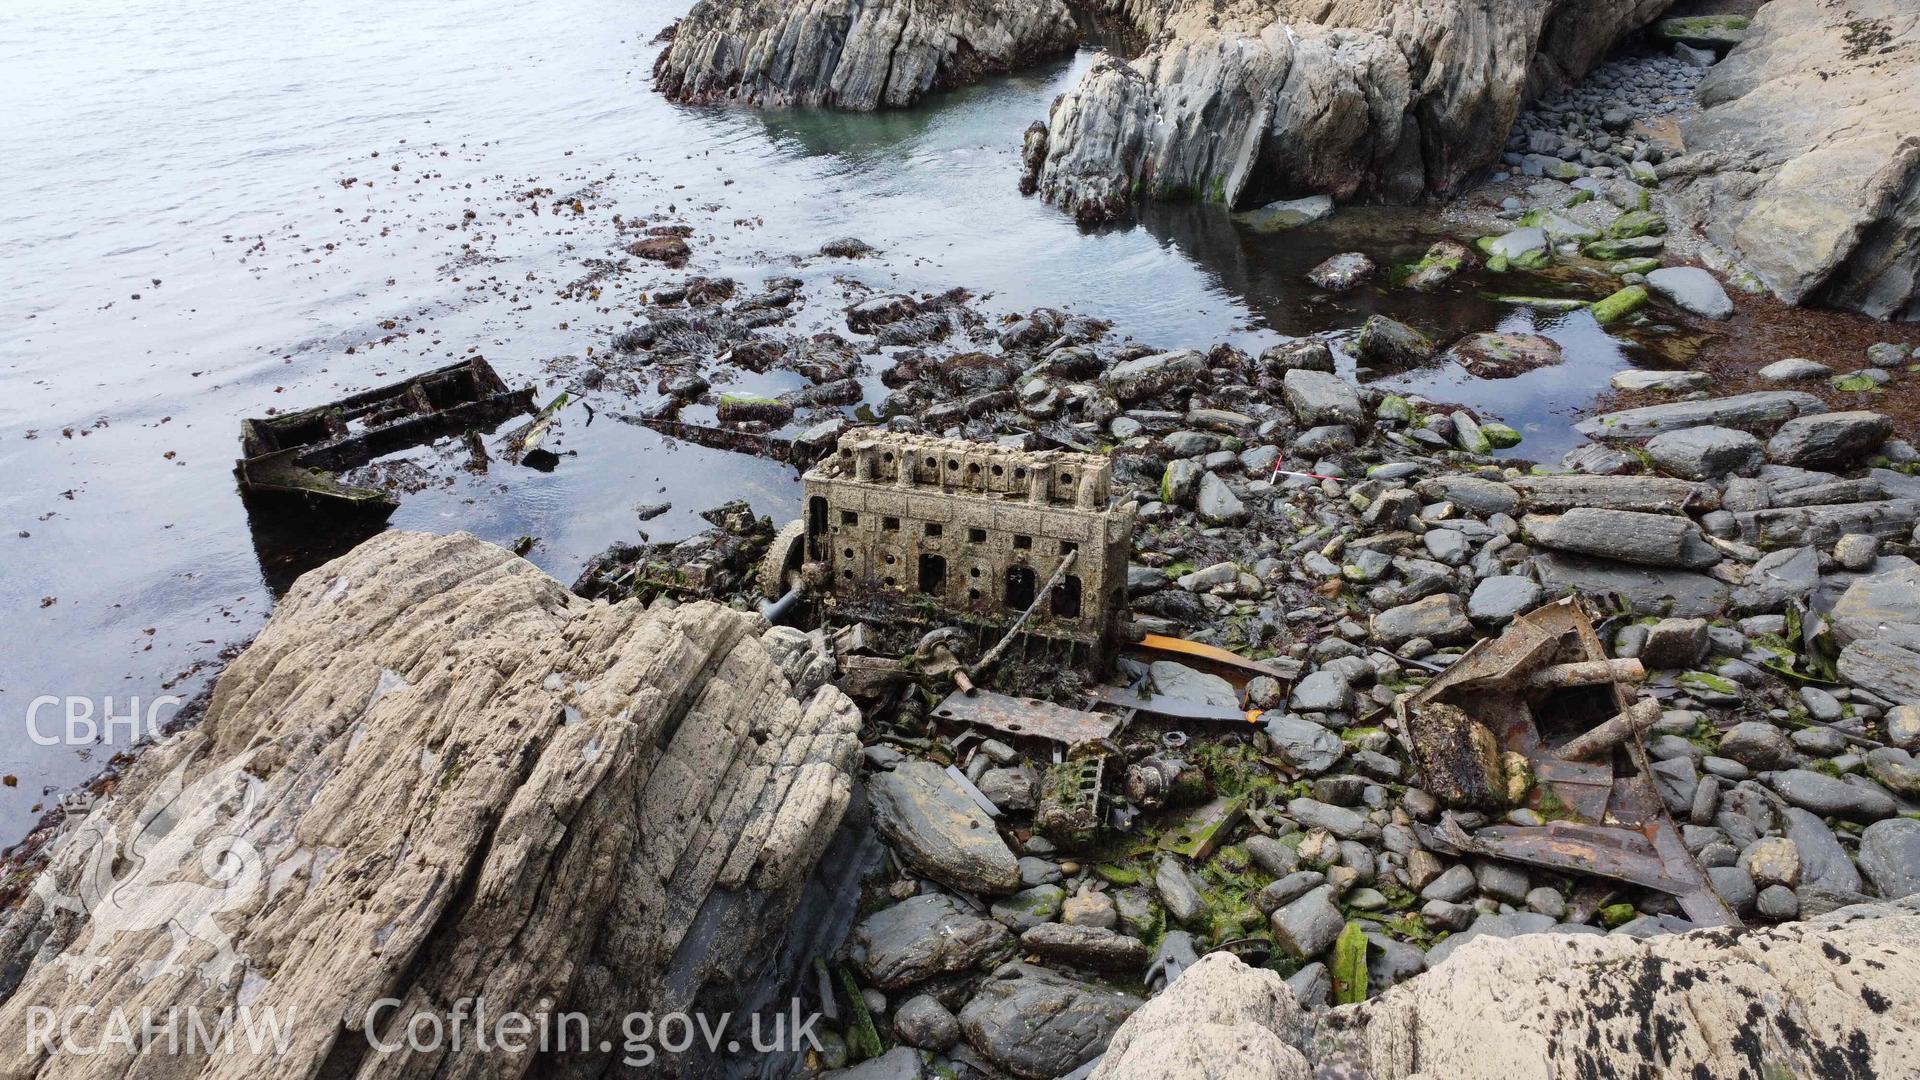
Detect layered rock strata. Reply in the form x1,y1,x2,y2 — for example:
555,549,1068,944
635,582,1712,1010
0,531,861,1079
654,0,1081,109
1028,0,1672,222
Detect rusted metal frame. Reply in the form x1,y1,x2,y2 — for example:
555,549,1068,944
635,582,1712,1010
1419,818,1694,895
1400,597,1739,927
1557,598,1738,928
236,359,536,510
970,550,1079,680
1525,658,1647,691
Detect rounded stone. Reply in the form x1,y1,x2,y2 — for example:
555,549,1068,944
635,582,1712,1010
1888,705,1920,751
1062,888,1119,930
1859,818,1920,899
1742,837,1801,888
893,994,961,1051
1755,884,1799,920
1524,886,1567,919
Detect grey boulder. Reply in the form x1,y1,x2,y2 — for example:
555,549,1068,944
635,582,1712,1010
1524,508,1721,569
1020,923,1151,972
1354,316,1436,367
1645,267,1735,319
1758,358,1832,382
1308,251,1376,290
1859,819,1920,899
1196,471,1247,525
868,760,1022,893
1270,885,1346,961
1372,594,1473,646
851,894,1015,990
1575,391,1826,439
894,995,961,1051
958,963,1140,1079
1469,575,1542,624
1645,425,1763,480
1764,768,1897,823
1766,411,1893,470
1266,715,1347,775
1291,670,1354,713
1282,369,1365,427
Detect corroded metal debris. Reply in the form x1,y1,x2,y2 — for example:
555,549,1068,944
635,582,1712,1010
1395,597,1738,927
801,432,1134,660
931,688,1122,745
235,357,535,514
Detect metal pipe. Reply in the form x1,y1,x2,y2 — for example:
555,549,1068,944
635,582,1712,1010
1555,698,1663,762
759,585,803,624
1524,658,1646,690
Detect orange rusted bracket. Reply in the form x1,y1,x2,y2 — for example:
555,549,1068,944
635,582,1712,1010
1125,633,1302,688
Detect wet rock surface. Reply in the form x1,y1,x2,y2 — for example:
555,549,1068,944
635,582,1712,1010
1026,0,1671,221
852,894,1015,990
868,760,1023,894
958,963,1141,1078
654,0,1079,110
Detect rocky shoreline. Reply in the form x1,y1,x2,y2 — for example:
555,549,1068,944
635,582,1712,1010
6,224,1920,1076
1026,0,1671,218
4,2,1920,1077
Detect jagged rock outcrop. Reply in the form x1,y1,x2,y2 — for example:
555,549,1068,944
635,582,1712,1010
0,532,862,1078
1662,0,1919,320
1028,0,1671,223
653,0,1081,109
1095,898,1920,1079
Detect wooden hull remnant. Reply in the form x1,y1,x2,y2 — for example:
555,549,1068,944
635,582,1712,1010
1395,597,1739,928
234,358,535,515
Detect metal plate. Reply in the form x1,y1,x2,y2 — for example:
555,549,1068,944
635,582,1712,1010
1529,758,1614,823
932,689,1121,745
1153,795,1247,861
1094,686,1255,724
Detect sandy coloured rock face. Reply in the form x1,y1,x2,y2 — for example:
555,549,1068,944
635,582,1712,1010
0,531,862,1079
1094,901,1920,1079
1663,0,1920,319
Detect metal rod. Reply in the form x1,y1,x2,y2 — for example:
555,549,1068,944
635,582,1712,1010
970,549,1077,681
